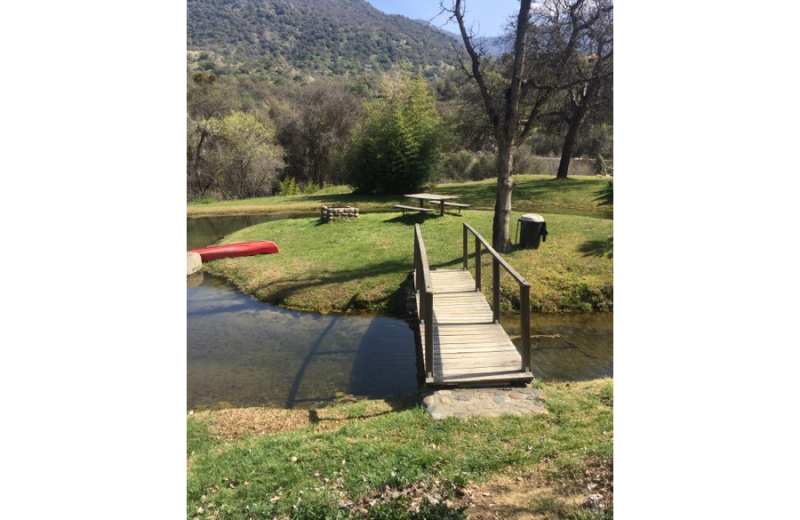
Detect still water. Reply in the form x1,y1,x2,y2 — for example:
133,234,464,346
187,212,316,251
187,213,612,410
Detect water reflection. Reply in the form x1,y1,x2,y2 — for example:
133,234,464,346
187,275,417,410
501,312,613,381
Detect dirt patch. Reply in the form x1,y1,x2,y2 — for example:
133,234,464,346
191,399,398,441
194,408,310,440
452,457,613,519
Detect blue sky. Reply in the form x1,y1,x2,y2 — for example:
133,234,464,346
365,0,521,37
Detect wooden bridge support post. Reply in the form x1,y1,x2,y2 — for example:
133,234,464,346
475,236,481,292
520,285,532,373
424,291,434,378
492,257,500,323
463,224,468,270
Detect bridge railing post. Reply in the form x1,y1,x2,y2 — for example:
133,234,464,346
425,291,434,378
463,224,468,271
492,257,500,323
520,284,531,373
475,235,481,292
414,233,422,317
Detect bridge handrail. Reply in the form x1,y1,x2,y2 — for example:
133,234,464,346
462,223,532,373
414,224,435,378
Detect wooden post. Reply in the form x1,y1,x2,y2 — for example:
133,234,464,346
520,284,531,373
462,224,468,271
414,228,423,318
425,291,434,378
439,201,445,216
492,257,500,323
475,235,481,292
418,198,424,208
414,235,420,286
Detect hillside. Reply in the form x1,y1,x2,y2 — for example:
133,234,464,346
187,0,462,77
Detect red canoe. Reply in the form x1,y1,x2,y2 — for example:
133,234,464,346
189,241,279,261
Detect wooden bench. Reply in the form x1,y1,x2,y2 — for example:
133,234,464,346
394,204,435,216
428,201,472,214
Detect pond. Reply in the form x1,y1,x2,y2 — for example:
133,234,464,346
187,213,613,410
188,273,417,410
187,212,316,251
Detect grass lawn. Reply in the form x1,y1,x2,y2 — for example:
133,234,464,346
204,210,613,314
187,379,613,520
187,175,613,217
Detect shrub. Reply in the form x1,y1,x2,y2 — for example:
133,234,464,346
471,153,495,180
347,75,443,194
594,154,608,175
303,181,324,194
512,146,547,175
437,150,476,182
278,176,298,195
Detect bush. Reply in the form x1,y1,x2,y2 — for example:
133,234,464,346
437,151,476,182
347,75,443,194
594,154,608,175
471,153,495,180
512,146,547,175
278,176,298,195
303,181,324,194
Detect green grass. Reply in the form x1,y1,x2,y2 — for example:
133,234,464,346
187,175,613,217
187,415,216,458
434,175,613,214
204,210,613,314
187,185,396,217
186,379,613,520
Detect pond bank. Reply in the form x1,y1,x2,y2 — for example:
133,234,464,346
203,211,613,314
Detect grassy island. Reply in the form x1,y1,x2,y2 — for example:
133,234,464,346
203,209,612,314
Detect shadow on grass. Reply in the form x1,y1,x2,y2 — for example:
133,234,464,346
258,258,413,309
306,393,420,424
578,237,613,258
385,212,441,225
594,182,613,207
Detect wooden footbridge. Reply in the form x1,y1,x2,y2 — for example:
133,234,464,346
413,223,534,386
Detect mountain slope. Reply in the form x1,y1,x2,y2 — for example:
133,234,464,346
187,0,461,76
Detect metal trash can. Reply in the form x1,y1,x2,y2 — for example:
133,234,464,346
517,213,548,249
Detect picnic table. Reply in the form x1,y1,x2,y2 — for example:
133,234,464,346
403,193,459,216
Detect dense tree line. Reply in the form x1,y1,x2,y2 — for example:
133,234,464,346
187,72,288,199
186,0,613,204
186,69,612,200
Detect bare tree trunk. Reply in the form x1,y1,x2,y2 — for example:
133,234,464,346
556,119,580,179
451,0,532,251
556,79,597,179
493,139,514,252
192,127,209,196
